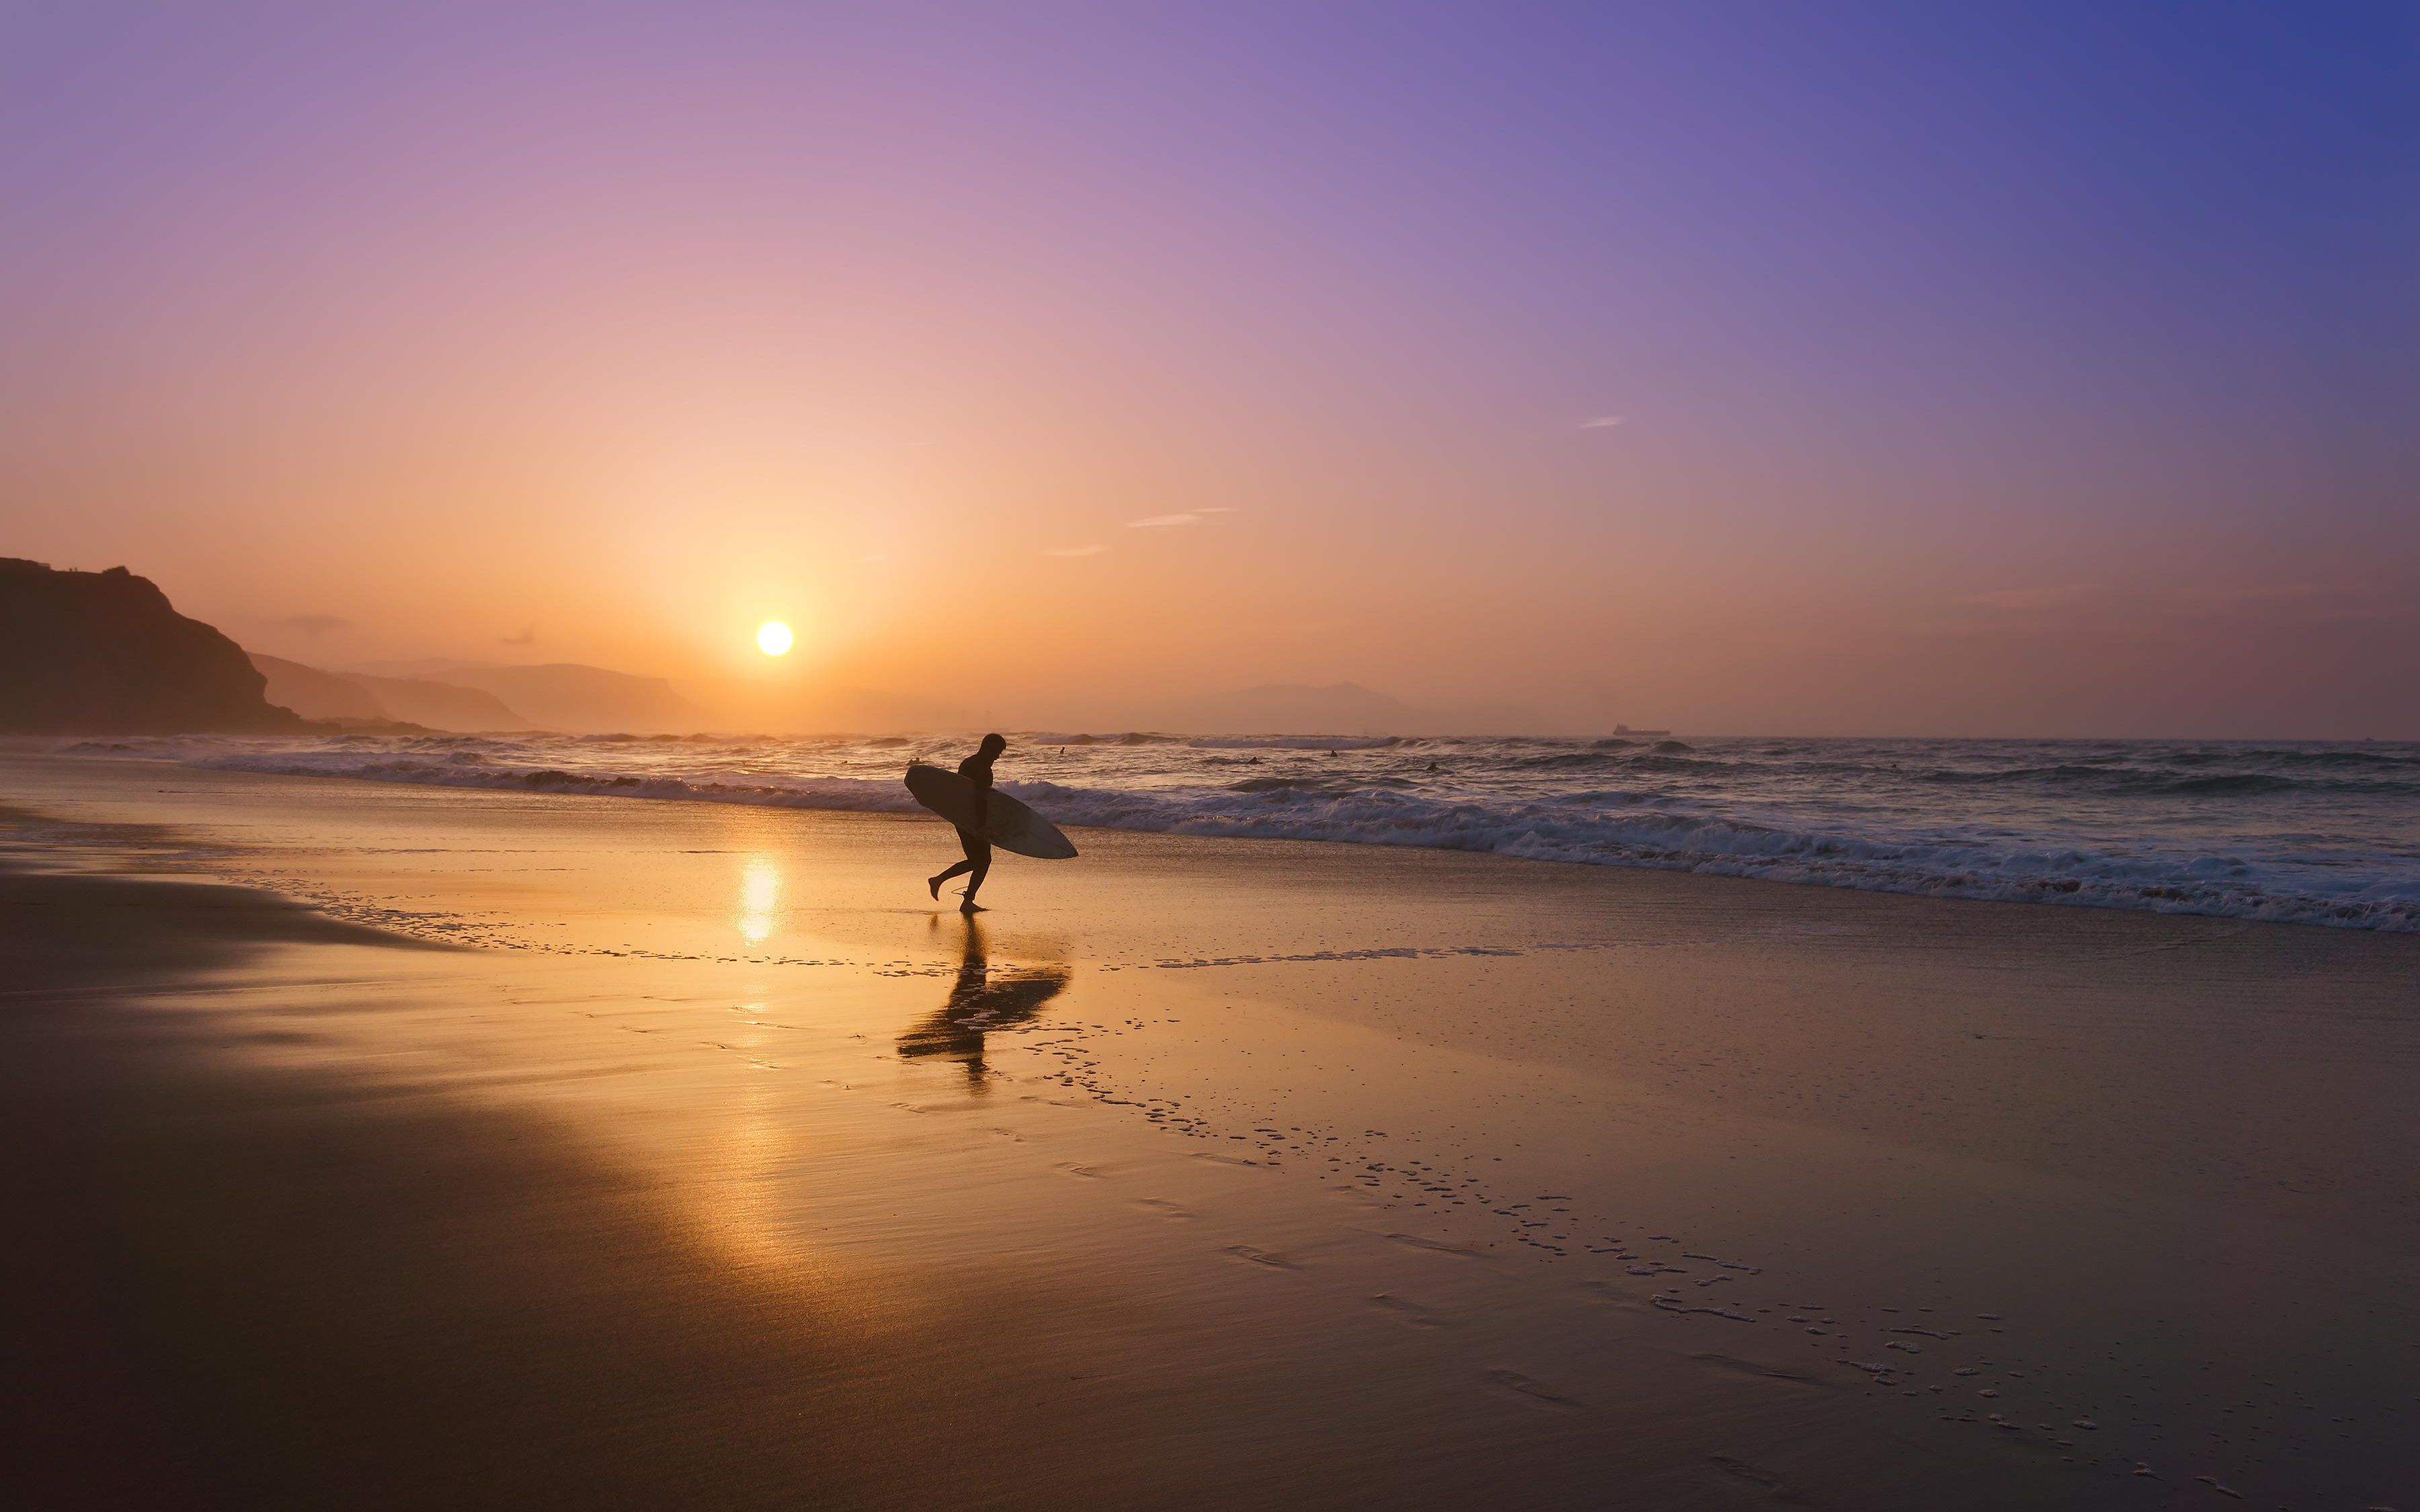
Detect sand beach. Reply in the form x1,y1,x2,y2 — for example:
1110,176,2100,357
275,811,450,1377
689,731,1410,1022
3,750,2413,1509
10,7,2415,1506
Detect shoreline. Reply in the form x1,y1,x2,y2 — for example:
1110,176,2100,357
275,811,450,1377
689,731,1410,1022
29,738,2420,934
3,752,2414,1507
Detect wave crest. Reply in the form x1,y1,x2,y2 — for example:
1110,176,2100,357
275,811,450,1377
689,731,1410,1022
59,732,2420,934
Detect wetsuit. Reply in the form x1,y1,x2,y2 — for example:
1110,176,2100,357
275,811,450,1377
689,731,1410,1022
930,741,999,904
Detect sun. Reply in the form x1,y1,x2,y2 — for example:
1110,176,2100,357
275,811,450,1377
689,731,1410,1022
756,620,793,656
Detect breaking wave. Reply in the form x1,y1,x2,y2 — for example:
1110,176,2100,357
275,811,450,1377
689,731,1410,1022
56,730,2420,933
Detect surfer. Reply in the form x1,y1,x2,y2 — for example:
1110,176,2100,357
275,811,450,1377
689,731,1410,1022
927,733,1007,911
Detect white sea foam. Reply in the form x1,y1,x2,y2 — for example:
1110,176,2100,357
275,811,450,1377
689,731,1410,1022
58,731,2420,933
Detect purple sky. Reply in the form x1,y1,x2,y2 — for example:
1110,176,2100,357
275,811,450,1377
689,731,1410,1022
3,3,2415,734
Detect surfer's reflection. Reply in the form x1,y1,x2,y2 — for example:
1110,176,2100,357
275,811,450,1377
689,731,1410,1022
896,917,1067,1089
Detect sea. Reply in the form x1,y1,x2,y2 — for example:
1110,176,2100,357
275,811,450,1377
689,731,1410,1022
64,730,2420,933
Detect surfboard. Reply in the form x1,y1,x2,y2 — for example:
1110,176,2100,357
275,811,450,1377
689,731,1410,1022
903,763,1079,860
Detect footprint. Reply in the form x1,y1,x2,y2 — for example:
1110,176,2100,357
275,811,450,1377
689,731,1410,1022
1386,1232,1487,1259
1056,1163,1106,1179
1134,1198,1191,1219
1370,1294,1446,1328
1223,1245,1297,1270
1486,1369,1580,1409
1652,1296,1757,1322
1691,1353,1823,1388
1707,1456,1796,1497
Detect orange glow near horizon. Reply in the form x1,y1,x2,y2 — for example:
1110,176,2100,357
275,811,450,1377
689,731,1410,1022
0,7,2410,739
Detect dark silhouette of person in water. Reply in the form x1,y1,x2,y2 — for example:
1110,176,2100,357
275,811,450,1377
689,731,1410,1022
928,732,1006,911
896,915,1067,1089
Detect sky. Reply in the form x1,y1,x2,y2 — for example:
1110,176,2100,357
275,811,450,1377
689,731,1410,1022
2,1,2415,737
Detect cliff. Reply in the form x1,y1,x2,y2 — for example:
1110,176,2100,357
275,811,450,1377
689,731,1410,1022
0,558,302,733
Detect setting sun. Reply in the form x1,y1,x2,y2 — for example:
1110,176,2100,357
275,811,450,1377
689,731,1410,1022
4,11,2412,1507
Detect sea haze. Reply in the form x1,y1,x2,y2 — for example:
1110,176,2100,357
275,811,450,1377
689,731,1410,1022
65,733,2420,933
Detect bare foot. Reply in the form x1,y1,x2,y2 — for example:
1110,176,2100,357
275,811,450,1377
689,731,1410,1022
928,875,942,900
960,900,985,913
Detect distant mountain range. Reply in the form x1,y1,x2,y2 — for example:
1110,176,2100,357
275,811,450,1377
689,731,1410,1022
248,655,385,721
251,656,708,734
432,662,706,734
1,558,300,733
251,656,526,730
243,667,1547,739
1,557,1574,739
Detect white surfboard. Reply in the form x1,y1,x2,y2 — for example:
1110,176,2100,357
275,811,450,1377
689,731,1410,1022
903,763,1078,859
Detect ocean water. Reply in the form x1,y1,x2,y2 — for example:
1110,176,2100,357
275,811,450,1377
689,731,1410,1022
63,731,2420,933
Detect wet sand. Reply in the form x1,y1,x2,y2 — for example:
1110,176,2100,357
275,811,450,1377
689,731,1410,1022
2,751,2414,1509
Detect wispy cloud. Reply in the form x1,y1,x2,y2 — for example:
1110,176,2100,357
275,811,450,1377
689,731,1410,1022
860,553,890,564
1043,544,1108,558
500,626,537,646
1578,415,1625,429
1960,583,2095,612
277,612,348,636
1125,513,1201,529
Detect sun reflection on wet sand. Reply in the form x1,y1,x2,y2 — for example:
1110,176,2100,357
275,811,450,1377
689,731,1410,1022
737,855,781,943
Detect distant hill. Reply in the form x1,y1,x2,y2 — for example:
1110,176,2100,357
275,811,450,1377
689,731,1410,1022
251,654,529,730
251,653,387,721
348,674,525,731
0,558,301,734
362,661,707,734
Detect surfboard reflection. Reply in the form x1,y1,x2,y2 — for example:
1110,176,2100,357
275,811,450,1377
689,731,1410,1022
897,918,1067,1090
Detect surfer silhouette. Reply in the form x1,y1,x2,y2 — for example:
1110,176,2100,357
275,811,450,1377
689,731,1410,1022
927,732,1006,911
